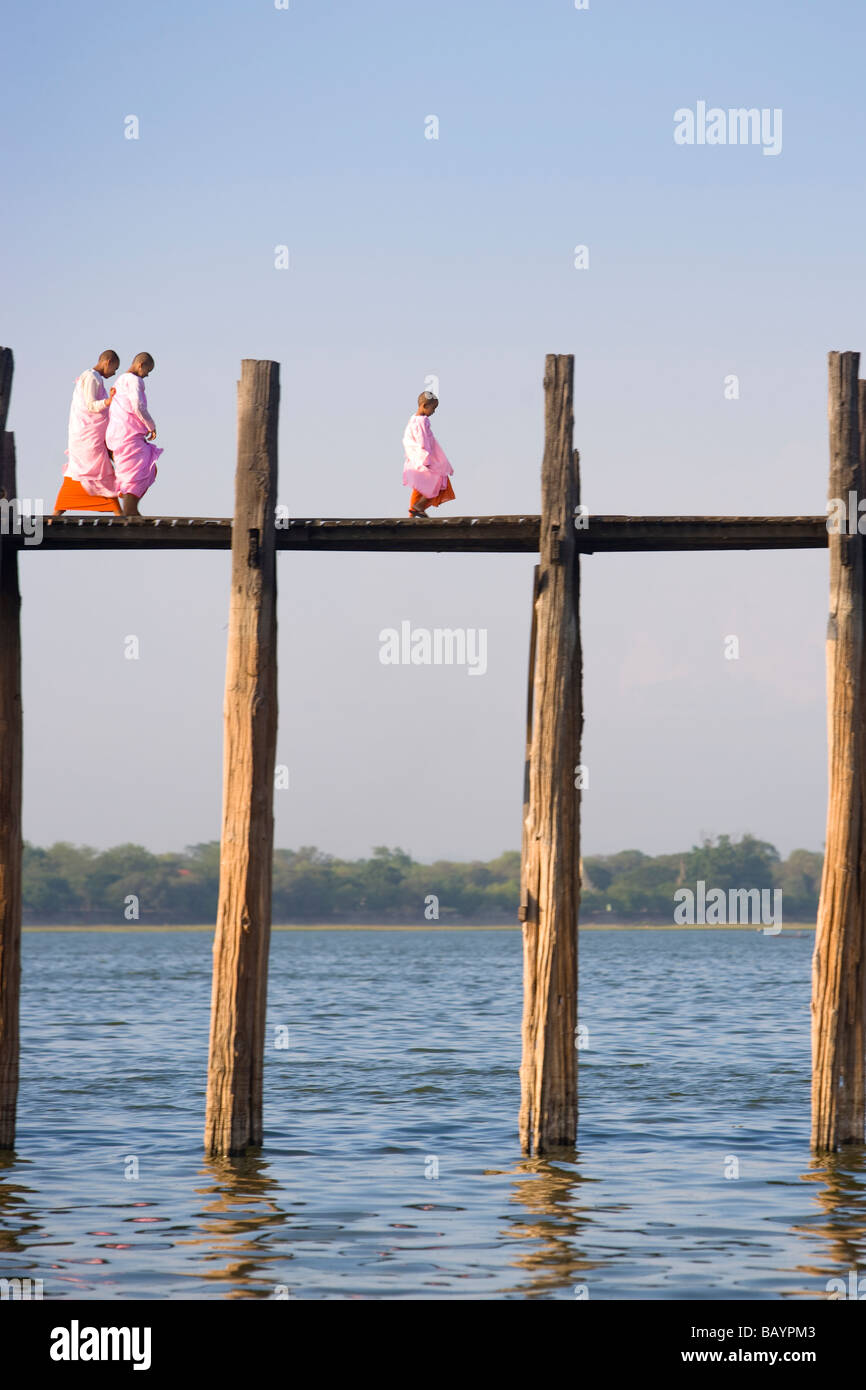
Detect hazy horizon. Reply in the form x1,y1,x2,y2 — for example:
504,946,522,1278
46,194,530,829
19,829,826,863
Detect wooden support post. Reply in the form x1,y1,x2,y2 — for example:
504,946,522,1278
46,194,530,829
519,356,582,1155
811,350,866,1151
205,360,280,1157
0,347,22,1150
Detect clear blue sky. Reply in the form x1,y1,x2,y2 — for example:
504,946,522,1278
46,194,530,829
3,0,865,861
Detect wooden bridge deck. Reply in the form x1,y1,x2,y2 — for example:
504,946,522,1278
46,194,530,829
13,514,830,552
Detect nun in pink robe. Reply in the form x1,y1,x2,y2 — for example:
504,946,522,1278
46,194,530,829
402,410,455,514
64,367,118,498
106,371,163,499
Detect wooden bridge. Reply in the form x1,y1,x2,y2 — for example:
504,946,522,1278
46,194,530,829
0,349,862,1159
27,513,828,552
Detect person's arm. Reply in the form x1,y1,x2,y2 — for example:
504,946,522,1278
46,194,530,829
131,378,156,435
428,426,451,472
81,372,110,413
405,416,431,467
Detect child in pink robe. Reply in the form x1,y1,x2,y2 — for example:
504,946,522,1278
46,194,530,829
106,352,163,515
402,391,455,517
62,350,120,500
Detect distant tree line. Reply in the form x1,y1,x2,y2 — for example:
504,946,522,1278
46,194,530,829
20,834,823,926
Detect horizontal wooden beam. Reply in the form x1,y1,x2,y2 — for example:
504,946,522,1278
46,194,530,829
579,516,828,552
16,514,830,554
31,515,539,552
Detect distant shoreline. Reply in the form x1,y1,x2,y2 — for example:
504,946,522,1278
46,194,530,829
22,922,817,934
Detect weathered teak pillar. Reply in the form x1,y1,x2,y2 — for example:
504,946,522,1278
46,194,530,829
205,360,280,1156
518,354,582,1154
0,347,22,1150
811,350,866,1151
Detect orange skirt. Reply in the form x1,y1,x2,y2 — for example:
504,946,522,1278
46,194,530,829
410,478,455,511
54,477,121,515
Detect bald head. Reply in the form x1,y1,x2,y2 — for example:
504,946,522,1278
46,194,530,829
130,352,155,378
95,349,119,378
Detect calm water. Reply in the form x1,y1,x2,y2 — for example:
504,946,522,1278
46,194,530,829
2,927,864,1301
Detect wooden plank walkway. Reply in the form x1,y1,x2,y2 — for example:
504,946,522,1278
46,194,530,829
16,514,830,553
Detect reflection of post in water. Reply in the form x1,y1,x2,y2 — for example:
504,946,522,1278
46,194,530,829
501,1155,598,1298
0,1151,42,1260
184,1154,291,1298
794,1151,866,1281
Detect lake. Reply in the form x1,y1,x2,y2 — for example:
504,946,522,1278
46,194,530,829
1,927,863,1300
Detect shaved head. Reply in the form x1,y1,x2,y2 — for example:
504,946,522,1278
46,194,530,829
97,349,119,367
132,352,154,371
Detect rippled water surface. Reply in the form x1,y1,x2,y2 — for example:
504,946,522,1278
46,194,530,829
2,927,865,1300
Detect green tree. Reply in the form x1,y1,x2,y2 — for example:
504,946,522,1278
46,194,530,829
683,834,779,891
774,848,823,921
